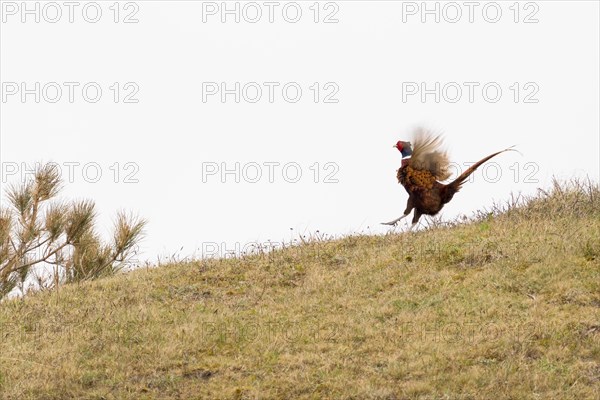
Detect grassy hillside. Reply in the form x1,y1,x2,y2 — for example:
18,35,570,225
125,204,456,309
1,180,599,399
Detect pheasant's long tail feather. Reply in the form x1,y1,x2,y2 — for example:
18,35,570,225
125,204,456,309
447,146,518,194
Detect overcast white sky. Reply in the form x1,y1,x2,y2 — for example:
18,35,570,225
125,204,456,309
1,1,599,262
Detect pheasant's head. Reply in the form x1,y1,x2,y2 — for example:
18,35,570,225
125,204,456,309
394,141,413,158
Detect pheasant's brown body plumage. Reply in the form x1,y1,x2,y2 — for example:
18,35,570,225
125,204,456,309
396,162,458,224
383,129,515,228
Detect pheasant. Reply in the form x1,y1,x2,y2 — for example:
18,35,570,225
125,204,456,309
382,129,515,229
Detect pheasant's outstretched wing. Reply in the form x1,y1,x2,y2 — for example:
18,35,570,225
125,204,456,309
409,128,451,181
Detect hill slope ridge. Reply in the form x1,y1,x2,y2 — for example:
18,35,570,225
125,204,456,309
1,180,599,399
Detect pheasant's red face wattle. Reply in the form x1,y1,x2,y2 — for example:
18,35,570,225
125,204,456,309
395,140,413,158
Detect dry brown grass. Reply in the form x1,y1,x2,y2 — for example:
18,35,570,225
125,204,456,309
1,179,599,399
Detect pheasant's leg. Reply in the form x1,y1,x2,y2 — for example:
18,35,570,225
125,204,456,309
381,214,408,226
381,198,414,226
409,210,422,231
